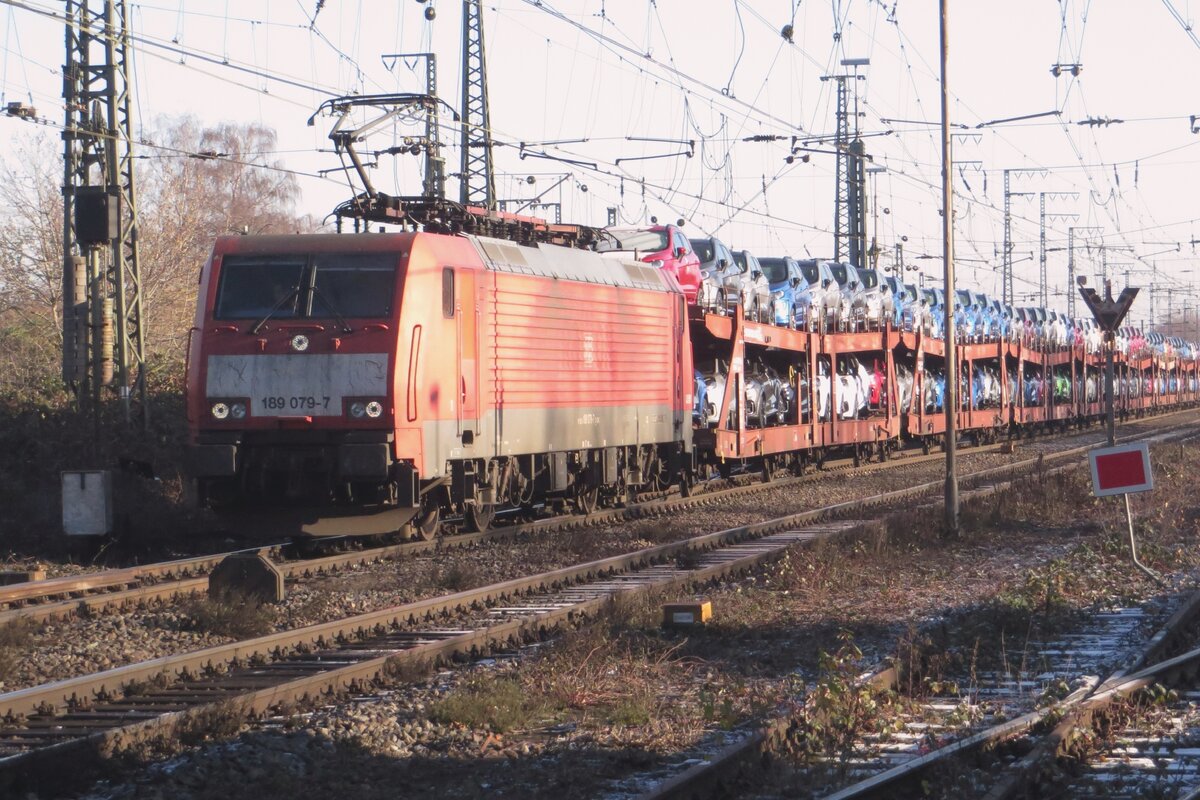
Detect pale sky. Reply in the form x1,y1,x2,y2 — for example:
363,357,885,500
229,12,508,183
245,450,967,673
2,0,1199,328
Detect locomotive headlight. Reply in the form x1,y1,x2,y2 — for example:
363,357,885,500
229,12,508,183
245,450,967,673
290,334,310,352
210,402,230,420
349,401,367,419
365,401,383,418
229,402,247,420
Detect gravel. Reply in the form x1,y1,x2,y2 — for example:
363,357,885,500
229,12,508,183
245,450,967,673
37,412,1200,799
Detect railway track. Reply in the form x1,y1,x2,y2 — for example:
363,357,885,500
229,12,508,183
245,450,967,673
621,592,1199,800
4,408,1195,629
1,420,1195,794
614,426,1200,800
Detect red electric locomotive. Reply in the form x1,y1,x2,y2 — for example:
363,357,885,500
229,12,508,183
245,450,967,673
185,232,693,537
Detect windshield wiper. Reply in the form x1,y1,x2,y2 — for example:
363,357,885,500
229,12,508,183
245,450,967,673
250,285,303,334
310,286,354,334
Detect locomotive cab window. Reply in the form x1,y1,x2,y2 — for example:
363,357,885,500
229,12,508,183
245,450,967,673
214,253,397,320
311,253,395,318
214,257,306,319
442,268,455,318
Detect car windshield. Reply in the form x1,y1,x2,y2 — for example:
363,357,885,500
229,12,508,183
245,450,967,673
597,229,668,253
797,261,820,285
858,269,879,289
758,258,791,283
830,263,849,285
689,238,715,262
215,253,397,320
731,251,749,271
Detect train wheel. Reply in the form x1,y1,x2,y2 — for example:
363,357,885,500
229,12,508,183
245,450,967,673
921,438,930,456
761,458,775,483
464,501,495,533
679,471,695,498
413,507,440,541
717,460,733,480
573,484,599,515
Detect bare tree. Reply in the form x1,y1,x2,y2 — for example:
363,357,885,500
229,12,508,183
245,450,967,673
0,117,312,398
0,136,66,397
137,117,308,369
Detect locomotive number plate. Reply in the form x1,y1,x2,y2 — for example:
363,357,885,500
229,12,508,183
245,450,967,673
206,354,389,417
260,396,332,412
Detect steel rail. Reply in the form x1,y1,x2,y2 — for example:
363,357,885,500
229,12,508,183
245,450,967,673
823,590,1200,800
0,434,1122,789
1,421,1195,792
6,407,1193,627
632,424,1200,800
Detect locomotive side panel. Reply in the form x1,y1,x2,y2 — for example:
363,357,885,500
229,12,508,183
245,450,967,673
393,234,494,478
462,239,684,475
488,274,677,452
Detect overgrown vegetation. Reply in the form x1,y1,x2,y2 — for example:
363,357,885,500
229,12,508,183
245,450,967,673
181,590,277,639
430,674,547,734
0,618,36,685
784,633,899,766
428,596,773,746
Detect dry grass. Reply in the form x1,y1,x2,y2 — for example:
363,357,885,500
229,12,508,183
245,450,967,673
429,673,548,733
182,590,276,639
431,562,482,593
0,618,36,685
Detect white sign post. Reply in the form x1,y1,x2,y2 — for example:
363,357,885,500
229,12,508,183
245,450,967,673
1088,442,1161,584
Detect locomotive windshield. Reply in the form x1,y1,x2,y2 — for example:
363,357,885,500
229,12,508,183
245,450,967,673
215,253,397,320
597,229,669,253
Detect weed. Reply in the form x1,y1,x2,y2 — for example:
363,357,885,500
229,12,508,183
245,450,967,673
607,692,655,727
432,562,481,592
0,618,35,685
786,632,894,765
429,673,545,733
182,590,275,639
176,699,248,746
383,654,434,684
700,685,739,729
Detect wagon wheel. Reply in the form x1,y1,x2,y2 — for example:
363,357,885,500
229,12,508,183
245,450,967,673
760,457,775,484
413,507,440,541
464,501,495,533
572,484,599,515
717,460,733,480
678,470,695,498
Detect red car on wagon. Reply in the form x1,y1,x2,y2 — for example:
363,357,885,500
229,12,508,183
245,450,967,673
596,224,703,305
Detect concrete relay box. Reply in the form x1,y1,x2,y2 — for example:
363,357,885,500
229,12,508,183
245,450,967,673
61,470,113,537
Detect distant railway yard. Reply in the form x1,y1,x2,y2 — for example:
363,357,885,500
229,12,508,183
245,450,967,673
0,411,1199,798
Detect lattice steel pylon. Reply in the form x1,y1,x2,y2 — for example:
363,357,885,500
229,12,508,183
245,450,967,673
459,0,496,209
830,75,850,262
61,0,147,426
824,70,867,266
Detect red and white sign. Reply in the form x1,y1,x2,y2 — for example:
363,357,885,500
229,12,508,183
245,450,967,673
1088,442,1154,497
